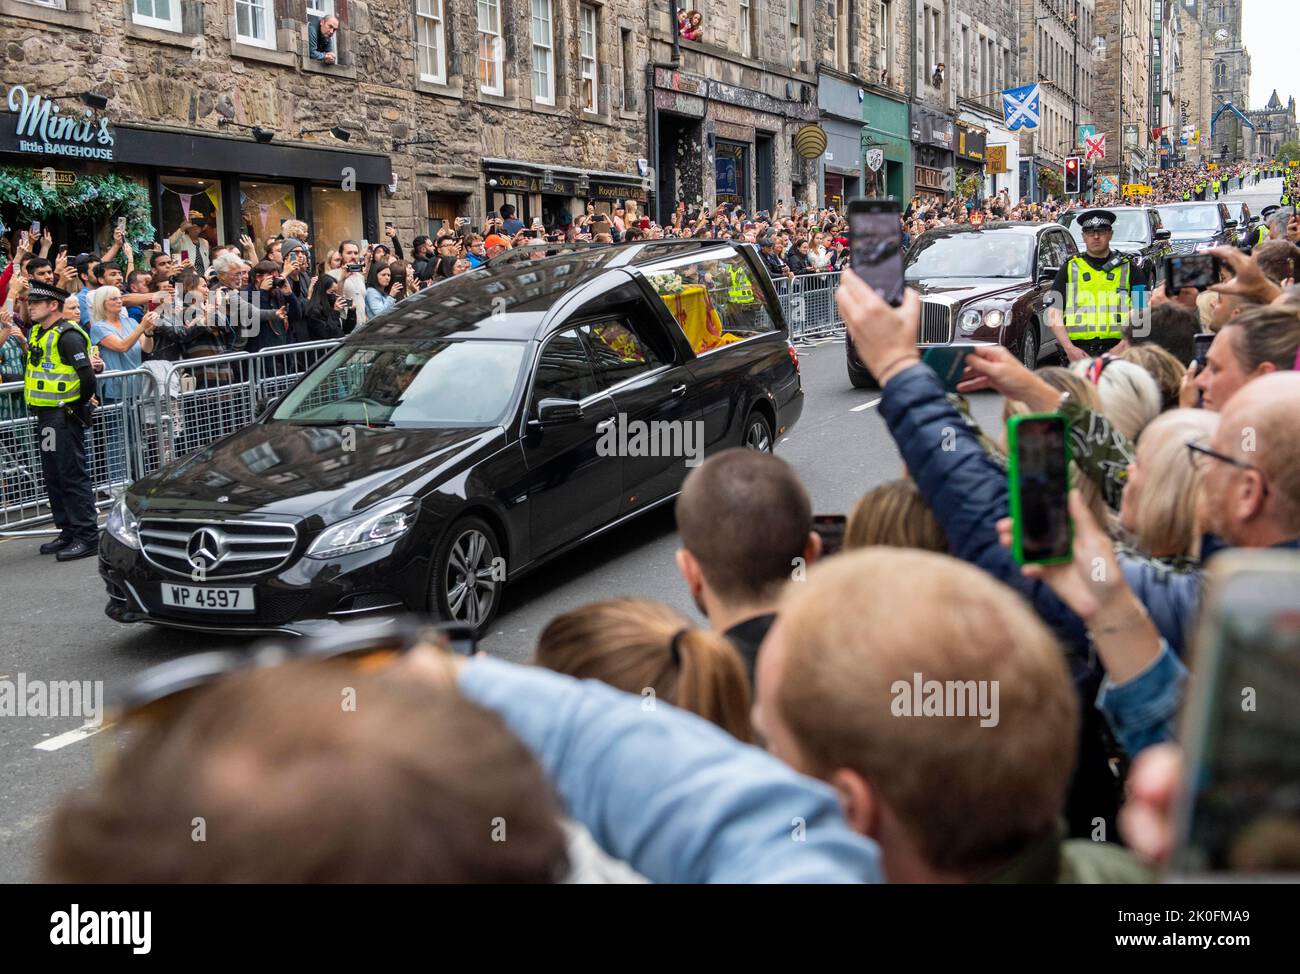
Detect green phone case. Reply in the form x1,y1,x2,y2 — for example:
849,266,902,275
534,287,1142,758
1006,411,1073,567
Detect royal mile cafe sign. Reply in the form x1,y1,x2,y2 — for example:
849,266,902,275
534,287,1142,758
5,85,114,161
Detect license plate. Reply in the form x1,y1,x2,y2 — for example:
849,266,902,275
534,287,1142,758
160,584,255,612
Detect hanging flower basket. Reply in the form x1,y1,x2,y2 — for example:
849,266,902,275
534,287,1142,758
0,167,155,247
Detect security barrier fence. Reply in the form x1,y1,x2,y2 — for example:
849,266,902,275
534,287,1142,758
772,271,847,342
0,342,339,535
1,273,846,534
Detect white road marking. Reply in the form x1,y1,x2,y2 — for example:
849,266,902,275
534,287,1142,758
34,721,110,752
850,398,882,412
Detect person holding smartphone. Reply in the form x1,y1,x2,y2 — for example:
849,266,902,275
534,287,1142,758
1050,209,1149,362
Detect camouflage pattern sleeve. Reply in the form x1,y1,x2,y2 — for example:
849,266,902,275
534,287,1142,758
1059,396,1134,511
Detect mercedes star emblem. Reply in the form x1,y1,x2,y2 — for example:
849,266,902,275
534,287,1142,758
186,528,225,571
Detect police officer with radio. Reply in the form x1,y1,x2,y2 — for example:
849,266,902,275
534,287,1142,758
1049,209,1149,362
24,281,100,560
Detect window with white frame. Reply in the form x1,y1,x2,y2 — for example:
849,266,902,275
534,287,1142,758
579,3,598,114
790,0,805,70
307,1,335,16
235,0,276,49
878,1,891,82
739,0,753,58
478,0,504,96
133,0,182,30
20,0,67,8
531,0,555,105
416,0,447,84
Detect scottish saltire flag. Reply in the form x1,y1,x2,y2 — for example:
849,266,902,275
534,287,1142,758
1002,83,1042,131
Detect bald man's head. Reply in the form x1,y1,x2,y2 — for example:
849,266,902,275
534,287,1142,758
1206,372,1300,544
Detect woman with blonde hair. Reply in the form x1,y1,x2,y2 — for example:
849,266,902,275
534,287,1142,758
1068,356,1162,443
845,478,948,553
535,598,753,742
1118,409,1219,565
1119,344,1186,413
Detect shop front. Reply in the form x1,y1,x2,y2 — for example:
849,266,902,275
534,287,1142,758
911,106,956,205
482,159,647,232
651,67,816,223
816,75,865,208
859,88,912,202
1,84,392,271
955,119,987,201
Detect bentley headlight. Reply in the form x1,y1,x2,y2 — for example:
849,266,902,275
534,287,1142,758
958,309,983,333
983,309,1005,329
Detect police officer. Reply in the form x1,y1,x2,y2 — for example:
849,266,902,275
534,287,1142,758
725,255,759,330
24,281,99,560
1049,209,1150,362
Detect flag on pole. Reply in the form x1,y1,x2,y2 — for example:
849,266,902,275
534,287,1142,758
1084,132,1107,161
1001,83,1042,131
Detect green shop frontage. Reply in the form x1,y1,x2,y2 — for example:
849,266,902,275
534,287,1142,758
860,89,911,203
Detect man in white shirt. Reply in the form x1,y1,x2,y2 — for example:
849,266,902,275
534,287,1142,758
168,210,212,273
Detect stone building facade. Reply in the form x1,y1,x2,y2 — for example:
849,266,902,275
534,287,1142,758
1247,91,1298,163
1093,0,1152,182
1175,0,1212,166
1203,0,1250,161
1015,0,1096,198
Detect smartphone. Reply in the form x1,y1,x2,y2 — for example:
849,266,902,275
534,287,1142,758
1166,254,1221,292
162,239,171,256
487,212,499,221
116,216,127,233
360,239,369,251
1193,331,1215,371
181,249,190,261
923,342,997,392
30,221,40,236
1006,412,1073,566
813,514,847,557
1172,550,1300,877
345,262,364,272
848,199,905,307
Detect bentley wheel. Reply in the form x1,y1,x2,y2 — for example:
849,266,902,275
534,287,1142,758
1021,327,1039,369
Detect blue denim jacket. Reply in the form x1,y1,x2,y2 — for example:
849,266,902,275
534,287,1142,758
1095,640,1187,757
459,656,884,884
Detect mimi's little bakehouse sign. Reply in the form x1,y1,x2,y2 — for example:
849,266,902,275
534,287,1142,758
5,85,114,161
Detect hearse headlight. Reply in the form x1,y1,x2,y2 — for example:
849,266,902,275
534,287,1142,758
106,495,141,550
306,497,420,559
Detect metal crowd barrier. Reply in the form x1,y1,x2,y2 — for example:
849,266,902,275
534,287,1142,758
771,270,846,343
0,341,340,536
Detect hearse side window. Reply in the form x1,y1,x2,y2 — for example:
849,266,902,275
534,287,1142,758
581,316,666,389
532,329,598,404
643,246,776,355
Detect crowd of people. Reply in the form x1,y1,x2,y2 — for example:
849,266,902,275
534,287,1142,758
33,169,1300,880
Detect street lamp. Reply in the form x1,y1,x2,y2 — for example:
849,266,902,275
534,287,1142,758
217,118,275,143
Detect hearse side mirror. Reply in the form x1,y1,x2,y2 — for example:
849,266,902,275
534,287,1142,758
1155,228,1171,240
534,398,584,425
1038,265,1059,283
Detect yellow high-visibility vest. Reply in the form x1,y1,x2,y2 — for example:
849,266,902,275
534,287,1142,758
1063,255,1131,340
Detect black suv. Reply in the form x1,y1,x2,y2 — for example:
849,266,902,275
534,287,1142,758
1154,201,1241,256
100,240,803,635
1058,205,1173,284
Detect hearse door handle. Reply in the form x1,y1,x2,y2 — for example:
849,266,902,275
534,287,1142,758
670,384,687,398
596,416,617,432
